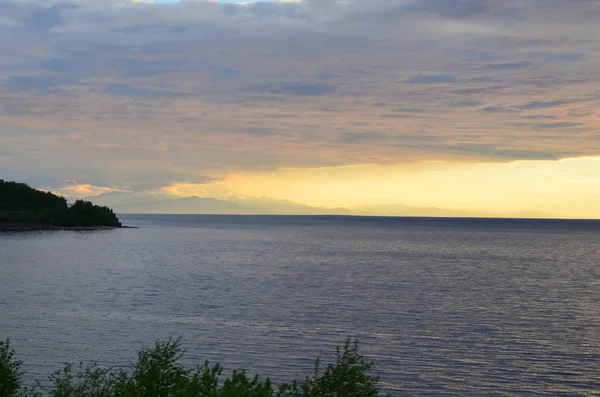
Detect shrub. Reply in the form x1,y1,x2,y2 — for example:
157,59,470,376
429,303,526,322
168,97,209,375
0,339,22,397
0,338,388,397
277,338,381,397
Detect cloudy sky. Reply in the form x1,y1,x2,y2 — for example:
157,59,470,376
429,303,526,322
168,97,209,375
1,0,600,217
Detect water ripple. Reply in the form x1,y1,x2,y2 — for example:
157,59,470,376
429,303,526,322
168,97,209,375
2,215,600,395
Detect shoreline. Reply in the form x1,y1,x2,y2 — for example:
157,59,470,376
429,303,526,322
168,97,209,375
0,223,136,232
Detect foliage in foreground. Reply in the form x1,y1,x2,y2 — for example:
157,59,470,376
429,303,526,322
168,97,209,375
0,339,22,397
0,338,389,397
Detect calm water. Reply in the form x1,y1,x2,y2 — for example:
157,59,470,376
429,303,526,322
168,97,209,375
2,215,600,395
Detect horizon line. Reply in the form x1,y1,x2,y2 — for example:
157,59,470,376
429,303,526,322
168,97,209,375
117,213,600,222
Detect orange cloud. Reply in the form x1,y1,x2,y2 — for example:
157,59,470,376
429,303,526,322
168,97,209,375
52,182,119,199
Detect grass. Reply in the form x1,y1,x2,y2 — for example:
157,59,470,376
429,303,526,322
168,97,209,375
0,338,390,397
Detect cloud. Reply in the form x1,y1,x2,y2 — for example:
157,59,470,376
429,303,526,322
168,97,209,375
53,182,116,198
379,114,421,119
447,99,481,107
545,53,585,62
3,75,78,94
516,100,575,110
247,82,336,96
0,0,599,196
535,122,584,129
480,106,521,114
0,1,79,32
104,83,182,98
336,131,388,144
408,74,457,84
522,115,557,120
401,0,500,19
234,128,278,136
442,143,574,161
475,61,533,71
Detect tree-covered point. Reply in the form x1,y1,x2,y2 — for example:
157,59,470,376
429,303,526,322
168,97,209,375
0,179,121,228
0,338,390,397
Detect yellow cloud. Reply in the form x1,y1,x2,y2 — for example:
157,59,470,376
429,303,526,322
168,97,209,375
52,183,118,199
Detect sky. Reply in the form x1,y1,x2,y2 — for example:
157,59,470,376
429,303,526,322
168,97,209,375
1,0,600,218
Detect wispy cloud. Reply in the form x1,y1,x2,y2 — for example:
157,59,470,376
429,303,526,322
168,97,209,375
475,61,533,71
408,74,457,84
0,0,598,199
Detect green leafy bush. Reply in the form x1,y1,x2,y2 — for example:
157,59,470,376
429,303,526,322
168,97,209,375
277,339,381,397
0,339,22,397
0,338,389,397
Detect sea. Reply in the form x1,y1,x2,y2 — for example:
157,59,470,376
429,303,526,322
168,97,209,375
2,214,600,396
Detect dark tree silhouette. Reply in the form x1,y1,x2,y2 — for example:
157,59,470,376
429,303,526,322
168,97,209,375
0,179,121,227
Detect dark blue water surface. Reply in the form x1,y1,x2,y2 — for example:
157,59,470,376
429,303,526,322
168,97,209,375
2,215,600,395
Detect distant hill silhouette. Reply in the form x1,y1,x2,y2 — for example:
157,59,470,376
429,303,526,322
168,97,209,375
0,179,121,228
85,191,557,218
86,192,345,215
87,192,552,218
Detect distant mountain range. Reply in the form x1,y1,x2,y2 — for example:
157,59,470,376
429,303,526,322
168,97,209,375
83,191,557,218
84,191,341,215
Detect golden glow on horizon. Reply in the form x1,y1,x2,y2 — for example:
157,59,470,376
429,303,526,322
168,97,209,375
51,156,600,218
158,156,600,218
